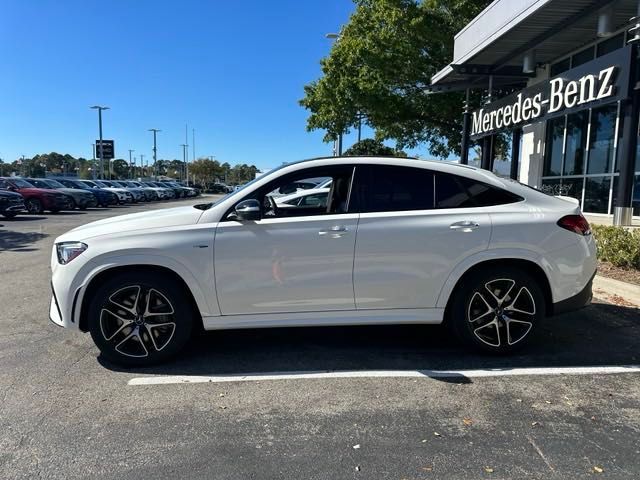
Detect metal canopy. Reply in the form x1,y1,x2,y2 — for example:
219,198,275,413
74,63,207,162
431,0,638,87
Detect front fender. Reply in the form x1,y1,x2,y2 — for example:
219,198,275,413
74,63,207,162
71,252,218,324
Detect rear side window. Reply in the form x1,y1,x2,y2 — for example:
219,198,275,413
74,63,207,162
435,173,522,208
359,165,434,212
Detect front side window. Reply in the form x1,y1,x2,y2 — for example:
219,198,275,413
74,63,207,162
232,166,354,219
358,165,434,213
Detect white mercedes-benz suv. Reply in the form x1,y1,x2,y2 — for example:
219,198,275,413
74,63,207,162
50,157,596,366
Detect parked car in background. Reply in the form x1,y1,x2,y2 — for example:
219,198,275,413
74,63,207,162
25,178,97,210
105,180,145,203
57,179,119,207
0,189,25,218
141,181,173,199
89,180,134,204
210,183,231,194
156,181,187,198
163,181,199,197
50,157,596,366
0,177,72,214
275,187,330,209
127,181,159,201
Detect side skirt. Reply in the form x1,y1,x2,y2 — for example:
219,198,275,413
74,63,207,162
202,308,444,331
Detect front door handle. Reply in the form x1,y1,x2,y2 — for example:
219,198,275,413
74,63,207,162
449,221,479,232
319,225,348,238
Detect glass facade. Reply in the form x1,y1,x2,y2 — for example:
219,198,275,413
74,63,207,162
541,102,622,215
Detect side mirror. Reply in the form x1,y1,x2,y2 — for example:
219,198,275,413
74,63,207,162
7,185,16,192
234,199,261,221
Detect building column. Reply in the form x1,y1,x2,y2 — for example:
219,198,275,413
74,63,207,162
510,128,522,180
481,135,495,171
614,43,639,226
460,89,471,165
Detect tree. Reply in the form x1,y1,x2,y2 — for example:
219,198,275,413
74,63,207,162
343,138,407,157
300,0,490,159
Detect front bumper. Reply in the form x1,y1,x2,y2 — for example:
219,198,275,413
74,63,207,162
1,201,25,213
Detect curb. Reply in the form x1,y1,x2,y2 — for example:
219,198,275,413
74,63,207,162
593,275,640,308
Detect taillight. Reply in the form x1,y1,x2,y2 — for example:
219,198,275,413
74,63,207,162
557,214,591,236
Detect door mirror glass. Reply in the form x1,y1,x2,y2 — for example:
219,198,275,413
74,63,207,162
234,199,261,221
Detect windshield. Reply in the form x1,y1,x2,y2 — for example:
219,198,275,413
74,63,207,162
81,180,98,188
46,179,66,188
26,179,52,189
10,178,35,188
193,170,273,210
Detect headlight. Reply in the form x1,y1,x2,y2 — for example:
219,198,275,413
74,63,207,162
56,242,87,265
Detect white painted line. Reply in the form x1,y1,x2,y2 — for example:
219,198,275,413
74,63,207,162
128,365,640,386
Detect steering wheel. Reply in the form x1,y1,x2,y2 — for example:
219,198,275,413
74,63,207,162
268,195,279,216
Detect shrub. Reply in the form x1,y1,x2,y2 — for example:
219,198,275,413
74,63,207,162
592,225,640,269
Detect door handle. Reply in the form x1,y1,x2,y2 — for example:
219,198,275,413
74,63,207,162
449,221,479,232
319,225,348,237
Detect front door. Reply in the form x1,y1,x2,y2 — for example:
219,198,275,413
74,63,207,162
214,165,358,315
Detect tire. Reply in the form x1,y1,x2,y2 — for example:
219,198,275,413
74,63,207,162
1,212,17,218
450,266,545,354
69,198,77,210
50,208,60,214
88,272,194,366
25,198,43,214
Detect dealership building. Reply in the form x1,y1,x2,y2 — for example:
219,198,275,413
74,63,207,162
430,0,640,224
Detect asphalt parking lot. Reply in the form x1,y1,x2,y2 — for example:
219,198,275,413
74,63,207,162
1,200,640,479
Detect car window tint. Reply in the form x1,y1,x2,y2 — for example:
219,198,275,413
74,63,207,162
361,165,434,212
435,173,522,208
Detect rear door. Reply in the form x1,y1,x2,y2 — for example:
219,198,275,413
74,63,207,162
352,165,492,309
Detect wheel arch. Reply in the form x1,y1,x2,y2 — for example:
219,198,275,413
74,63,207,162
440,258,554,323
78,264,203,332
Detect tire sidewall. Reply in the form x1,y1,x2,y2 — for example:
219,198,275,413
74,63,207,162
451,267,545,354
88,272,194,366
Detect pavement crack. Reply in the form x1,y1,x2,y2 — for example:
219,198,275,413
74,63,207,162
526,435,555,473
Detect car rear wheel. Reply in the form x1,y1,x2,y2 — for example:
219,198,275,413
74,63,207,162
68,198,77,210
25,198,43,214
88,272,194,366
450,267,544,354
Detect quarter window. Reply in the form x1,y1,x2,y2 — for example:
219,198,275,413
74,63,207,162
435,173,521,208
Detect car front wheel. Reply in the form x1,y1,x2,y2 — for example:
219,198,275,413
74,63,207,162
450,267,544,354
26,198,43,214
88,272,194,366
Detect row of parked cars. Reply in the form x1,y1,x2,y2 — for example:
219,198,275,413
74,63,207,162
0,177,199,217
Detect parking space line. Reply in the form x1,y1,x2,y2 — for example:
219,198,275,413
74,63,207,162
127,365,640,385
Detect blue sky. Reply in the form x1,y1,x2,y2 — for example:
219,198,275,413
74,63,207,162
0,0,393,170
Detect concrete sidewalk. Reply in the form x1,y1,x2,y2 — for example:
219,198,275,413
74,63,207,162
593,275,640,308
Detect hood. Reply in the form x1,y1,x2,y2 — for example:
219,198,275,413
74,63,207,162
57,187,92,197
57,205,204,242
0,189,23,199
17,187,63,196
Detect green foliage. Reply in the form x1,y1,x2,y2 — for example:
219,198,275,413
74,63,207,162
343,138,407,156
188,158,259,189
300,0,491,158
592,225,640,269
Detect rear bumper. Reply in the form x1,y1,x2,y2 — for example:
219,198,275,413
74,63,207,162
552,272,595,316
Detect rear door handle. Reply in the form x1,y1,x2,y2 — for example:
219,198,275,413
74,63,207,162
449,221,479,232
319,225,348,237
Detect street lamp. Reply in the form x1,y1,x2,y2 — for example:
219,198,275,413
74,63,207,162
90,105,109,179
180,144,188,182
148,129,161,178
128,149,135,179
325,32,343,155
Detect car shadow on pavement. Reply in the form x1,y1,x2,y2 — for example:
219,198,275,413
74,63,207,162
99,301,640,377
0,230,48,252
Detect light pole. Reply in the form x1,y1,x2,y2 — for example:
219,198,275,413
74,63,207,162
140,154,145,178
90,106,109,179
148,128,161,178
91,143,97,180
180,144,188,182
325,33,343,155
128,149,135,179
